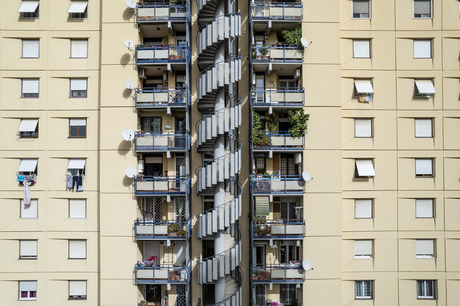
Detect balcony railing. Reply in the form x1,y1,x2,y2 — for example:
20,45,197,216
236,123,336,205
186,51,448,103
252,219,305,238
136,3,190,22
135,87,190,108
251,264,305,283
134,176,190,195
134,132,190,152
251,175,305,194
134,218,191,240
251,2,303,21
250,88,304,107
252,131,305,150
251,45,303,63
136,44,190,64
134,262,192,284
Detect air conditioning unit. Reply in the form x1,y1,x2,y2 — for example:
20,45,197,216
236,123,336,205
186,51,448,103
138,68,146,79
294,68,301,79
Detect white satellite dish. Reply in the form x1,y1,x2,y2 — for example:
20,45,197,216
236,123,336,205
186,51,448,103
301,37,310,48
125,166,137,178
125,80,134,90
125,0,136,9
124,39,134,49
302,171,312,182
122,128,134,141
302,259,312,271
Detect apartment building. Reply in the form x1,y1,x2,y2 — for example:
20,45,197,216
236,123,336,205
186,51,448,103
1,0,460,306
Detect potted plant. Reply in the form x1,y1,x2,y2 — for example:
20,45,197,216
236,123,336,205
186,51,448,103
168,223,181,236
139,300,147,306
288,109,310,138
177,229,187,237
253,225,261,236
281,27,303,50
252,270,261,280
260,46,269,60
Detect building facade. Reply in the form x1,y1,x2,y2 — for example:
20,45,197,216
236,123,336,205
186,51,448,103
1,0,460,305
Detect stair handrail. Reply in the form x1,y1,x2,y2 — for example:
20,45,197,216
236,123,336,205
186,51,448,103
195,55,242,90
196,12,242,49
197,180,242,217
205,267,244,306
197,224,242,265
194,137,242,177
194,96,243,134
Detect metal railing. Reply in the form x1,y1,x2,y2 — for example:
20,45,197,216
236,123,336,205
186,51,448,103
206,267,243,306
251,264,305,283
252,131,305,150
197,13,242,54
251,175,305,194
250,2,303,21
251,45,303,62
134,218,191,240
134,176,190,195
252,219,305,238
134,261,192,284
250,88,304,107
134,132,190,151
136,44,191,64
136,3,190,22
135,86,190,108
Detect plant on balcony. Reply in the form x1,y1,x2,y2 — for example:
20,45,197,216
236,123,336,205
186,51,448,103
140,300,147,306
259,46,269,60
291,298,298,306
177,229,187,237
266,114,278,132
288,109,309,138
253,225,261,236
281,27,302,50
251,112,271,146
168,223,181,235
252,269,261,280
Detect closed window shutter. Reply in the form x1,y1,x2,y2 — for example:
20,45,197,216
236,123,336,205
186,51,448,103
355,240,372,257
21,199,38,218
22,79,39,94
355,199,372,218
255,197,269,216
19,281,37,291
71,40,88,58
22,40,39,58
414,0,431,15
414,40,431,58
416,240,434,256
353,40,370,58
415,159,433,175
355,119,372,138
353,1,368,14
69,281,86,296
416,199,433,218
70,79,87,90
69,199,86,218
20,240,38,257
70,119,87,126
69,240,86,258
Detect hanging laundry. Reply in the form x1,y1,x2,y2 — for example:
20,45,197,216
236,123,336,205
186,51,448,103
75,175,84,192
17,174,25,184
23,180,31,204
66,174,73,189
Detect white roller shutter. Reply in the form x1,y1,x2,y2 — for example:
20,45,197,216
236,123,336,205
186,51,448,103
415,119,432,137
18,1,39,13
414,40,431,58
69,199,86,218
19,281,37,291
70,79,87,90
354,119,372,138
21,199,38,218
354,240,372,258
353,40,370,58
22,40,39,58
415,159,433,176
71,40,88,58
22,79,39,94
68,159,86,170
416,240,434,257
354,80,374,94
415,80,436,94
416,199,433,218
355,199,372,218
20,240,38,258
69,240,86,258
68,2,88,13
69,281,87,296
69,119,86,126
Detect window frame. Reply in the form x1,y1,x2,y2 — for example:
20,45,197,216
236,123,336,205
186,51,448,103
413,39,432,59
355,199,373,219
69,78,88,98
21,78,39,98
413,0,432,19
352,0,371,19
19,240,38,259
355,280,373,299
19,1,40,19
68,239,87,259
18,119,39,138
20,199,38,219
18,281,37,300
417,280,436,299
415,198,434,218
414,118,433,138
68,280,87,300
415,158,434,177
69,118,87,138
353,39,371,58
22,39,40,59
68,1,88,19
354,118,373,138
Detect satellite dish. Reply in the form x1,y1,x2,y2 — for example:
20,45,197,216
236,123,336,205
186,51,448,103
125,0,136,9
302,171,312,182
125,166,137,178
122,128,134,141
125,81,134,90
301,37,310,48
124,39,134,48
302,259,312,271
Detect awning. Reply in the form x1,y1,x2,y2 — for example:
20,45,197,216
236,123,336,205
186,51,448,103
18,119,38,132
18,1,39,13
18,159,38,172
68,1,88,13
355,159,375,177
255,196,269,216
415,80,436,94
68,159,86,170
355,80,374,94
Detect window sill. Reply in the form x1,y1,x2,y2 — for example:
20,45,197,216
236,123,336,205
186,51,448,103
416,256,435,259
355,297,373,300
354,256,373,259
68,136,87,139
19,257,37,260
415,175,434,178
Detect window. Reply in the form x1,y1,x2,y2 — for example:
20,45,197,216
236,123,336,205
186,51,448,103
22,39,39,58
355,240,373,259
414,40,431,58
415,118,433,138
21,199,38,218
69,199,86,218
19,281,37,300
69,240,86,259
355,280,373,299
417,280,436,299
414,0,432,18
18,159,38,176
354,119,372,138
70,39,88,58
414,80,436,97
416,199,434,218
18,1,40,18
70,79,87,98
20,240,38,259
416,240,435,258
68,1,88,19
353,0,370,18
69,119,86,138
354,79,373,102
17,119,39,138
280,284,297,304
22,79,39,98
355,159,375,178
68,159,86,176
255,154,266,174
69,281,87,300
353,40,370,58
355,199,373,218
415,158,433,177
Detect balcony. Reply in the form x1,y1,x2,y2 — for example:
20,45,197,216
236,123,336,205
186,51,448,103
252,44,303,62
136,2,189,23
252,132,305,151
136,44,190,65
134,219,191,240
135,87,190,109
134,176,190,196
251,2,303,33
134,262,191,284
134,133,190,152
251,264,305,284
250,88,304,108
252,219,305,239
251,175,305,195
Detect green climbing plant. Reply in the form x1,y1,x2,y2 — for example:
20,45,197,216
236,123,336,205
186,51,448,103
288,109,310,138
266,114,278,132
281,27,303,49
